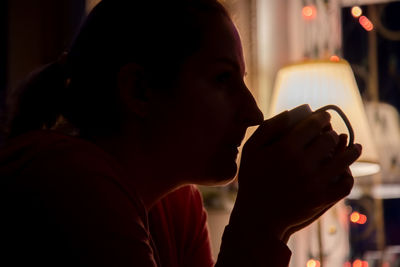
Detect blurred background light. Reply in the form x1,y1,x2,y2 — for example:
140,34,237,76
306,259,321,267
359,16,374,31
330,55,340,62
302,5,317,20
351,6,363,18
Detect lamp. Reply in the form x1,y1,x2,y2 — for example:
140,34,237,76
346,102,400,198
269,59,380,177
365,102,400,184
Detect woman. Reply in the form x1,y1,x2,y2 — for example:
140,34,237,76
0,0,361,266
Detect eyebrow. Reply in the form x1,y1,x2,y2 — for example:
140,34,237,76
214,57,245,75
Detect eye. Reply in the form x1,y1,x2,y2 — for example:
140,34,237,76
215,72,233,84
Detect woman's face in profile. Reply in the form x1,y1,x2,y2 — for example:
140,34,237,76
154,13,263,185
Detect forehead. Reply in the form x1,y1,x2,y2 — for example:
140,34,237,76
190,14,245,72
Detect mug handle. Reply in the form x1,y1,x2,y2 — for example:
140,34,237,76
315,105,355,147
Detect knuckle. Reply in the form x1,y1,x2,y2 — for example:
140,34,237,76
342,177,354,196
335,172,354,197
320,111,331,122
323,131,339,147
310,111,331,129
309,117,323,130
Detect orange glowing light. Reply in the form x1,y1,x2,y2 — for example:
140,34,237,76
353,259,362,267
344,262,352,267
359,16,374,31
350,211,368,224
302,6,317,20
351,6,362,18
350,212,360,223
358,214,367,224
362,261,369,267
307,259,320,267
330,55,340,62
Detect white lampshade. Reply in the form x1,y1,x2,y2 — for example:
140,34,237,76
269,60,380,177
365,102,400,183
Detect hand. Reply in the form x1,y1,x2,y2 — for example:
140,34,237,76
229,110,362,242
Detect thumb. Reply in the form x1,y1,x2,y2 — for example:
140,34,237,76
245,110,290,148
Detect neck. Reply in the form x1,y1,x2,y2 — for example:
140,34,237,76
90,132,183,210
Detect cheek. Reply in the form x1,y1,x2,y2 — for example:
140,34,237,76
187,94,239,180
162,76,239,180
191,92,233,144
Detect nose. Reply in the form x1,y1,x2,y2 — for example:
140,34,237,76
239,84,264,127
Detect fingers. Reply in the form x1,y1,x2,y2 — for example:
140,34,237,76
287,203,334,236
335,134,348,154
285,111,332,150
325,144,362,176
294,140,360,205
304,130,340,166
245,110,290,148
313,144,361,204
324,168,354,203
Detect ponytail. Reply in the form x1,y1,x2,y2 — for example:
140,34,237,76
5,58,67,138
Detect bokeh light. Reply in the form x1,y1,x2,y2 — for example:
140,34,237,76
352,259,369,267
351,6,363,18
302,5,317,20
350,211,368,224
358,214,367,224
307,259,321,267
353,259,362,267
359,16,374,31
350,212,360,223
330,55,340,62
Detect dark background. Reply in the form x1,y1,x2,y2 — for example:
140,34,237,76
342,2,400,110
342,1,400,258
0,1,8,144
0,0,86,144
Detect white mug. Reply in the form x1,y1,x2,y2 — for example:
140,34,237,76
287,104,354,147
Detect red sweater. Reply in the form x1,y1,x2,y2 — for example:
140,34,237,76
149,186,214,267
0,130,291,266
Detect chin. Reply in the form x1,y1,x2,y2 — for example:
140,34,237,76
196,159,238,186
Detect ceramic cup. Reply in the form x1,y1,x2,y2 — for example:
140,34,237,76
287,104,354,147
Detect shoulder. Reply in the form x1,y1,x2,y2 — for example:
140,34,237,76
15,130,146,216
149,184,206,232
2,130,157,266
1,130,116,175
3,129,147,224
165,184,204,206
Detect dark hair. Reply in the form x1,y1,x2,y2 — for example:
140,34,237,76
5,0,229,138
